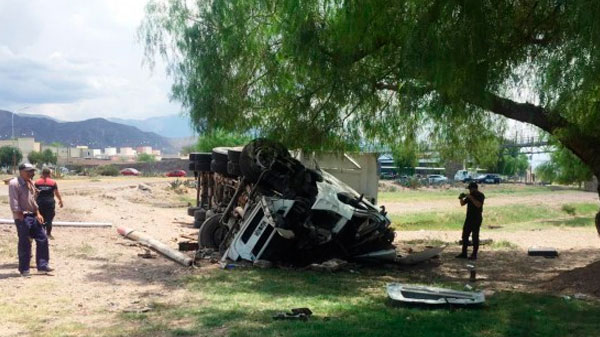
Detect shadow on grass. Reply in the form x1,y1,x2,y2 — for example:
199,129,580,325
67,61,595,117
541,216,595,227
116,267,600,337
83,256,194,288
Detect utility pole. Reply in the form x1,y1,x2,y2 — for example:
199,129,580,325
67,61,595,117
12,106,29,173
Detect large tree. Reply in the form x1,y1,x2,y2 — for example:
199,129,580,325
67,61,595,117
0,146,23,172
140,0,600,231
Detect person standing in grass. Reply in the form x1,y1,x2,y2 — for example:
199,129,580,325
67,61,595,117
456,182,485,260
35,167,63,239
8,163,53,276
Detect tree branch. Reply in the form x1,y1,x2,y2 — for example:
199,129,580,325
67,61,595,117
374,81,600,177
465,92,567,133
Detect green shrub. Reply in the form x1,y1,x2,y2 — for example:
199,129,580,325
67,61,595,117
561,204,576,216
95,165,119,176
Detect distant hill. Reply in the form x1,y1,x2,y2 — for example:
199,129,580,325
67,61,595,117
108,114,195,138
0,110,175,153
17,113,63,122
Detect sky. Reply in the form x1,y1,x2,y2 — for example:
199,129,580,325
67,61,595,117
0,0,549,166
0,0,181,121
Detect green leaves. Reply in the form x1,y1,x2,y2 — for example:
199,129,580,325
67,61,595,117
0,146,22,170
535,144,593,185
139,0,600,171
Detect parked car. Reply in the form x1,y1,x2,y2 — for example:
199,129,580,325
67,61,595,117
380,171,396,180
427,174,448,184
120,168,140,176
476,174,501,184
166,169,186,177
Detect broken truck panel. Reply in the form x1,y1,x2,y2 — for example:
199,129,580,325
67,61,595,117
396,246,446,265
387,283,485,306
189,138,396,266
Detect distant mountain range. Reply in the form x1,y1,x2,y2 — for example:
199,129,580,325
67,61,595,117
0,110,176,153
108,114,195,138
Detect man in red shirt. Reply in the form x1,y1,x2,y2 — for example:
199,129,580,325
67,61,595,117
34,167,64,239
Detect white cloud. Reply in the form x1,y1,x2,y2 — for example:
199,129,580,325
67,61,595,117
0,0,182,121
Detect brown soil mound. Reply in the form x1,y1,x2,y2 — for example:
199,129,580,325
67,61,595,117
544,260,600,297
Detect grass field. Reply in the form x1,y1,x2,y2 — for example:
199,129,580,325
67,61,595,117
99,269,600,337
390,202,598,231
379,185,577,203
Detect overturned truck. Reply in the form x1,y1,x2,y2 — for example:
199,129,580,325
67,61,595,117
188,139,396,266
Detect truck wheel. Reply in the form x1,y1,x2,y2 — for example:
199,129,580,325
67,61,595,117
187,206,202,217
198,214,228,249
227,148,242,165
210,159,229,175
239,138,290,183
189,152,212,162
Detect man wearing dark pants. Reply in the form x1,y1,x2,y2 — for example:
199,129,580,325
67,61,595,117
456,182,485,260
8,163,53,276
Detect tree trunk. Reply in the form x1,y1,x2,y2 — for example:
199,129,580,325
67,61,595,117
596,177,600,236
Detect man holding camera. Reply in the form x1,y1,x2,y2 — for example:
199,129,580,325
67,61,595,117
456,182,485,260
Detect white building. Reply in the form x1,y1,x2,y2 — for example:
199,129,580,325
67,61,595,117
104,147,117,156
136,146,153,155
119,147,136,156
80,148,102,158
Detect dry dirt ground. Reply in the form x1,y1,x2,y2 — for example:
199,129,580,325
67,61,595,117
0,177,599,336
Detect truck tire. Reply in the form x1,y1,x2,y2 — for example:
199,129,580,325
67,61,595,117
189,152,212,162
187,206,202,217
210,159,229,175
190,161,211,172
194,209,207,223
227,148,242,164
198,214,228,249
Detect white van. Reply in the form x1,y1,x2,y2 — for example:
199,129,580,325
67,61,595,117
454,170,473,182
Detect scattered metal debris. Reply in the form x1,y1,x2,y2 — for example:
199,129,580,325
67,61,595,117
387,283,485,306
308,258,348,272
466,264,477,282
396,246,446,265
137,252,156,259
138,183,152,192
253,259,273,269
573,293,590,300
528,247,559,257
273,308,313,321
